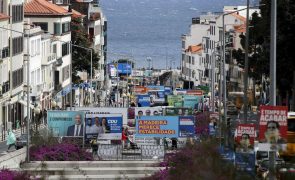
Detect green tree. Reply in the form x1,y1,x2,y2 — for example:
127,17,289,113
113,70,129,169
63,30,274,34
71,17,100,83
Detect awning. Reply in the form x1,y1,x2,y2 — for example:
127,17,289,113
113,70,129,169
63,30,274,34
18,100,35,109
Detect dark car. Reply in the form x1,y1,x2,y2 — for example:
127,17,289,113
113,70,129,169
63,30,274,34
16,134,27,150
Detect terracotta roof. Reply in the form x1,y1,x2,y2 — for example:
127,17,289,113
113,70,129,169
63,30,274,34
25,0,72,16
186,44,202,54
72,9,85,18
90,12,101,21
230,13,246,22
0,13,9,20
234,24,246,33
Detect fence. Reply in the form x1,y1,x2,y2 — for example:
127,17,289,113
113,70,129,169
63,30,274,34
95,144,165,161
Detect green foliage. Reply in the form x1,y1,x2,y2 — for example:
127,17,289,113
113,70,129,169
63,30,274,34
71,17,100,83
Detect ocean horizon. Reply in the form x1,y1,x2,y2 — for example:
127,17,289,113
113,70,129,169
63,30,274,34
100,0,257,69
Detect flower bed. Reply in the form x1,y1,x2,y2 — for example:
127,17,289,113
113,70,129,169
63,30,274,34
30,143,93,161
0,169,30,180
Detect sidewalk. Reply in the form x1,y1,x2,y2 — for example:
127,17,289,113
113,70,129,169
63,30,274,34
0,124,46,143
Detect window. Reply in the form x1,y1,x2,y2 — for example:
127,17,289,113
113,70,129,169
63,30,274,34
52,44,57,54
62,22,70,33
54,23,61,35
12,36,23,55
33,22,48,31
12,5,23,23
182,40,185,49
192,57,195,65
2,47,9,58
62,65,69,81
62,42,69,56
12,67,23,88
0,0,4,13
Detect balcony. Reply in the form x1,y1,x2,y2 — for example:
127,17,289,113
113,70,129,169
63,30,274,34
42,53,57,65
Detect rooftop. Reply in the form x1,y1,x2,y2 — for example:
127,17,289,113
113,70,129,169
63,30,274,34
25,0,72,16
186,44,202,54
0,13,9,20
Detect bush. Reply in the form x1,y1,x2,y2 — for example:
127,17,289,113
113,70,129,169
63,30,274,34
0,169,30,180
30,143,93,161
147,140,252,180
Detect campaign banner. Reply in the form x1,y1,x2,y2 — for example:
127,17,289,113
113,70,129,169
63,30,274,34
136,116,179,138
183,95,201,109
47,111,85,137
259,106,288,143
147,85,165,91
134,86,148,94
186,90,203,96
135,107,163,117
235,153,255,173
117,63,132,75
84,113,123,142
148,91,165,104
137,94,151,107
164,107,193,116
179,116,195,137
235,124,255,153
71,107,128,125
167,95,183,107
108,64,117,77
164,86,172,95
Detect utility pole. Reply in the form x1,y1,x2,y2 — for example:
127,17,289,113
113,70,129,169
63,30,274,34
243,0,250,123
269,0,277,179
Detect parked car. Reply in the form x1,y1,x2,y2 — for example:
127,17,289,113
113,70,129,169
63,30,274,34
15,134,27,150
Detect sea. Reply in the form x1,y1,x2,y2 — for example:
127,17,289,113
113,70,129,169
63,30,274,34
100,0,258,69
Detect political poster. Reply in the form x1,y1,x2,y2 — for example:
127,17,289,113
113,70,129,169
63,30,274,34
47,111,85,137
235,124,255,153
258,105,288,151
137,94,151,107
136,116,179,138
164,86,172,95
134,86,148,94
147,85,165,104
179,116,195,137
183,95,201,109
71,107,128,125
135,107,163,117
167,95,183,107
164,107,193,116
235,153,255,173
84,113,123,142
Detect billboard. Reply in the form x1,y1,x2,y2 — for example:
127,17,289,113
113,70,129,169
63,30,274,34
71,107,128,125
47,111,85,137
235,124,255,153
167,95,183,107
136,116,179,138
134,86,148,94
179,116,195,137
258,106,288,151
164,107,193,116
117,63,132,75
164,86,172,95
108,64,117,77
84,113,122,142
135,107,163,117
137,94,151,107
183,95,201,109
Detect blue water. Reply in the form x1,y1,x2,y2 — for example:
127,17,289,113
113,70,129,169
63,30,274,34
100,0,256,69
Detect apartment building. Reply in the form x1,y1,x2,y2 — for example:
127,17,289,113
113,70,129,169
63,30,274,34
24,0,72,108
0,0,25,131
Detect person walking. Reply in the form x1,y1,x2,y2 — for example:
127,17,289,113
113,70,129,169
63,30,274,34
7,130,16,152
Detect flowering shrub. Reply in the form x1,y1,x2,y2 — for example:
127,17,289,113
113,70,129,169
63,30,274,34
30,143,93,161
146,141,252,180
0,169,30,180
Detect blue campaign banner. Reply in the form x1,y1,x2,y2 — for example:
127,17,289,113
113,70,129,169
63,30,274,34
179,116,195,137
47,111,85,137
235,153,255,173
107,116,123,133
147,85,165,91
117,63,132,75
136,116,179,138
137,94,150,107
164,86,172,95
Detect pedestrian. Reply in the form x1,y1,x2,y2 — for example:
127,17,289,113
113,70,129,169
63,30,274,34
7,130,16,152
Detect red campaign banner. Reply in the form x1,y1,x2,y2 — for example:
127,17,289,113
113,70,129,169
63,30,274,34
134,86,148,94
186,90,203,96
259,105,288,143
236,124,256,145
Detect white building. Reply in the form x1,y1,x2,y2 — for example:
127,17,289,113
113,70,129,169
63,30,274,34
0,0,25,131
25,0,72,108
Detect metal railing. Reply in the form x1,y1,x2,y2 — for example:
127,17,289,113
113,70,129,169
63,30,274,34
95,144,165,161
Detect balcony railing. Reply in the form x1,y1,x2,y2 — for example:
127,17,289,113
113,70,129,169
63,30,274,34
42,53,57,65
